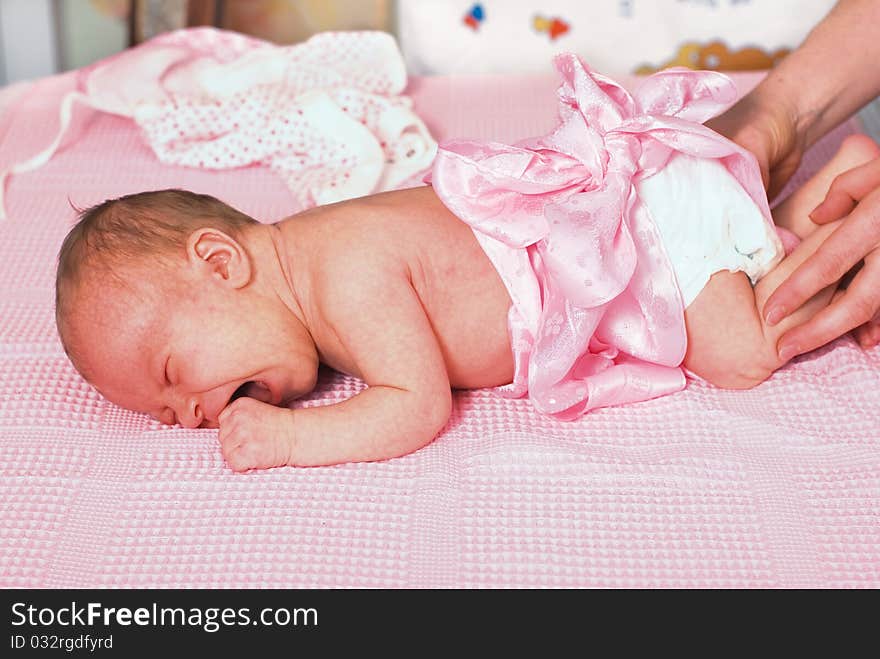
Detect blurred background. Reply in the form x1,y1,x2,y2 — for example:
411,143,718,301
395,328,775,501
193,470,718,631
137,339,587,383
0,0,876,138
0,0,393,84
0,0,845,82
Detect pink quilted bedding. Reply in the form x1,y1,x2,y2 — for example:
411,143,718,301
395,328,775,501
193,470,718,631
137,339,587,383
1,67,878,588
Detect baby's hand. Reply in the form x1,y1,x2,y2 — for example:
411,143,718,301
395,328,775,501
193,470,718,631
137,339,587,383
218,397,295,472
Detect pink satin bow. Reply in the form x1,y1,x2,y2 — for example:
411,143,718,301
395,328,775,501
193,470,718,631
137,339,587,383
430,54,774,419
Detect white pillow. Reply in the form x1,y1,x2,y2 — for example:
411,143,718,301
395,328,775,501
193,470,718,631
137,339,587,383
396,0,837,76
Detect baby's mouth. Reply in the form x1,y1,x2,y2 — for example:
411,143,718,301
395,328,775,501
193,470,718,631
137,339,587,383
229,380,274,405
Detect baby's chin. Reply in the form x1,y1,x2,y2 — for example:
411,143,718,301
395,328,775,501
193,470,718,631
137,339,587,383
283,364,320,403
234,380,276,405
264,369,317,409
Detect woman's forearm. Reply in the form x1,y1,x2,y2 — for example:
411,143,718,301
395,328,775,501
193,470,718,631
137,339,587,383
752,0,880,148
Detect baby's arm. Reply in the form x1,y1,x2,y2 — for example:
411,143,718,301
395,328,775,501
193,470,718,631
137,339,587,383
218,261,452,470
684,135,880,388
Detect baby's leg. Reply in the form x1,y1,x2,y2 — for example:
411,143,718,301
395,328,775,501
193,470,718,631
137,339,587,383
683,134,880,388
772,134,880,239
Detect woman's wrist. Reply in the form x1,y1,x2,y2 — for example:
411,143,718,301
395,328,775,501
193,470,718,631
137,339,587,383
747,74,807,146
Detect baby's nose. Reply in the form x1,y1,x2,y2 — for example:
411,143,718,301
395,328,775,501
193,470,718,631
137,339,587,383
177,398,204,429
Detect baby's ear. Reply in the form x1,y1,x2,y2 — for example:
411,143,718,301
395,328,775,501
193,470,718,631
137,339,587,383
186,228,251,289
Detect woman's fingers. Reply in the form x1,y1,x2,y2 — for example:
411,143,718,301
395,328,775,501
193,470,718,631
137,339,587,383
764,189,880,326
810,157,880,223
852,318,880,348
773,252,880,359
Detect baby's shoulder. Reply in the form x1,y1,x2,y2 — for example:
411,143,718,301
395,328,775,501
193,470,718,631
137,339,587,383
284,187,464,305
300,217,408,302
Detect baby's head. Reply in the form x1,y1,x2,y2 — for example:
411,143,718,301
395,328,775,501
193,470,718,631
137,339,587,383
56,189,319,428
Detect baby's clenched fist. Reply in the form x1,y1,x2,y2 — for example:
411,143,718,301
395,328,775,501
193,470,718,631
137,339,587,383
218,397,295,472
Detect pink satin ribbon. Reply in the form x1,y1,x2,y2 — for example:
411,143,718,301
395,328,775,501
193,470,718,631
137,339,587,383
430,54,776,419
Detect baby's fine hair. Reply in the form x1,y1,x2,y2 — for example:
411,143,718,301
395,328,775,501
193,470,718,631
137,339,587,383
55,188,258,332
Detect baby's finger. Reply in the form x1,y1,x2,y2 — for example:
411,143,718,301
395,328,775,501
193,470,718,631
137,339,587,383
222,445,252,473
218,397,247,425
776,264,880,359
218,404,234,425
220,441,249,474
217,422,241,453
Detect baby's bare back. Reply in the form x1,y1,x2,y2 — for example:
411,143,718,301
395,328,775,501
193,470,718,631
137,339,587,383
277,186,514,389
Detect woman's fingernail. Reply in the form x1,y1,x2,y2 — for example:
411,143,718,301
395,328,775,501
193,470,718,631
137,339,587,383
779,344,800,362
765,306,785,326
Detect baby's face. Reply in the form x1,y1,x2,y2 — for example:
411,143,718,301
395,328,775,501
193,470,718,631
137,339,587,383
69,278,318,428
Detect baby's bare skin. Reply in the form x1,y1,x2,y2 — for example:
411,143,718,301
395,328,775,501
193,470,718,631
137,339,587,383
68,135,880,471
71,185,517,470
282,186,514,391
234,185,517,467
229,134,880,469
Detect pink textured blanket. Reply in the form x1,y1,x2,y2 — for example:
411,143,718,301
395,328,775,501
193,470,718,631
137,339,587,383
1,68,878,588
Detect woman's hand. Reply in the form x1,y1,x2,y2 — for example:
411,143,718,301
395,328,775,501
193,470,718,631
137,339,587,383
707,0,880,357
706,91,804,201
763,156,880,355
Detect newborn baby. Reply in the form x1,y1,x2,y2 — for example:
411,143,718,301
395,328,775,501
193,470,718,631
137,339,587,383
54,56,880,470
